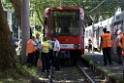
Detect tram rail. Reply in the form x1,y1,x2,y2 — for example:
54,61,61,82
77,62,95,83
47,66,53,83
47,62,105,83
77,61,109,83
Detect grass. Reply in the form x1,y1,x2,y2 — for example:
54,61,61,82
0,64,40,83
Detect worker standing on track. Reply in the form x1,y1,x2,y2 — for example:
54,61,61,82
41,38,50,72
34,33,41,67
53,36,60,71
26,36,37,67
100,28,112,66
114,29,123,64
118,32,124,60
46,38,54,68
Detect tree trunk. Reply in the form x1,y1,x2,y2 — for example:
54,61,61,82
10,0,21,27
0,1,16,72
36,10,43,25
10,0,30,64
21,0,30,64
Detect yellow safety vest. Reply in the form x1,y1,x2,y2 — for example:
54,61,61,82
42,42,49,53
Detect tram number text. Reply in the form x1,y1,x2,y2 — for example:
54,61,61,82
61,45,67,47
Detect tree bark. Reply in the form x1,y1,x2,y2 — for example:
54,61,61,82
0,1,16,72
21,0,30,64
10,0,30,64
10,0,21,27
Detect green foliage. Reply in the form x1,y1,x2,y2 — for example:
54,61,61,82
30,11,41,27
1,0,13,11
2,0,123,28
0,64,39,82
2,0,124,30
82,56,94,64
29,0,124,27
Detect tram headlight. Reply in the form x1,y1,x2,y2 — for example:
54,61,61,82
74,44,80,48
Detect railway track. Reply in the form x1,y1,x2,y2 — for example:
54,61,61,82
47,66,53,83
77,61,107,83
47,66,85,83
38,53,118,83
47,62,106,83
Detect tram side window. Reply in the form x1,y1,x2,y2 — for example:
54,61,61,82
82,16,84,35
86,31,88,38
89,29,92,37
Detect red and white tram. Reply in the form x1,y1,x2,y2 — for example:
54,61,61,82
44,7,85,63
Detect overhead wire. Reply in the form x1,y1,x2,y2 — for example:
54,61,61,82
89,0,106,13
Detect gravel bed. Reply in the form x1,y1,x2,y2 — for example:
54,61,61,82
52,66,85,83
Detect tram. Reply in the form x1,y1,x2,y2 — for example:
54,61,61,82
44,7,85,63
85,7,124,55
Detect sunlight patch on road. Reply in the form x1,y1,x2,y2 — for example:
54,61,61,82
39,77,48,81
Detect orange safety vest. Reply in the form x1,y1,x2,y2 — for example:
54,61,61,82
114,34,123,47
121,35,124,55
100,33,112,48
26,39,36,55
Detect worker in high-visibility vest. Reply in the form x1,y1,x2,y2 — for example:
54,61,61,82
26,36,37,67
114,29,123,64
41,38,50,72
119,33,124,58
46,38,55,67
34,33,41,67
100,28,112,66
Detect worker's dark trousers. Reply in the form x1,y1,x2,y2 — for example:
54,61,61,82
49,50,54,67
117,46,123,64
53,51,60,70
34,50,40,66
27,52,35,67
102,47,112,65
41,52,50,72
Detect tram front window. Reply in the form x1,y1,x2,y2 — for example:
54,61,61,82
50,10,80,36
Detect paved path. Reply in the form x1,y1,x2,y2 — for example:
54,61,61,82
83,50,124,79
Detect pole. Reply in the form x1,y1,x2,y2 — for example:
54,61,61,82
33,12,36,31
90,14,96,53
92,22,94,53
21,0,30,64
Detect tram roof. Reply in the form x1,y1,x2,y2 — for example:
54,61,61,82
44,7,84,15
